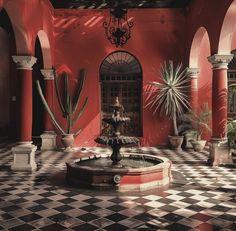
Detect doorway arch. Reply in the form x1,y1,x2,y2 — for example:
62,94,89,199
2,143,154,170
0,8,17,140
100,51,142,136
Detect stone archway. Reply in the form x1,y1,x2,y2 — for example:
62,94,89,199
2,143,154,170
218,0,236,54
188,26,211,114
32,31,53,148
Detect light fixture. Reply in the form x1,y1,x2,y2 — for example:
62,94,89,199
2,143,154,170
103,4,134,47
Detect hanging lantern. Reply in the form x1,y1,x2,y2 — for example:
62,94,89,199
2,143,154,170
103,5,134,47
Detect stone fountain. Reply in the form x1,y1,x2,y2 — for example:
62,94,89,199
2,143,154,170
95,97,139,165
66,97,172,191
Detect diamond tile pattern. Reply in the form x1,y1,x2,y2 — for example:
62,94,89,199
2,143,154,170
0,143,236,230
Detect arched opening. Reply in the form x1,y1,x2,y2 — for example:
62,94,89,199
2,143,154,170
100,51,142,136
32,36,44,146
219,1,236,118
0,9,17,141
189,27,211,106
189,27,212,140
218,0,236,54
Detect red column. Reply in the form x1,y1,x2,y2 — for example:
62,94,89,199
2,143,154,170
208,54,233,139
207,54,233,166
40,69,54,131
12,56,37,142
187,68,199,113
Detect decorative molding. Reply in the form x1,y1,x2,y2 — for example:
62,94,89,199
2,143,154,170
12,56,37,70
208,54,234,69
41,69,54,80
186,67,200,79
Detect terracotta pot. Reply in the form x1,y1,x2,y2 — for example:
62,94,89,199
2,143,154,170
168,135,184,151
61,134,74,152
191,140,206,152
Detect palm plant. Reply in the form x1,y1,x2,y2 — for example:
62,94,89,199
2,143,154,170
184,103,211,140
146,60,191,136
36,68,88,136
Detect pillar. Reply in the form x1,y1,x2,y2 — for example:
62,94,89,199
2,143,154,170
186,67,199,112
207,54,234,166
11,56,37,171
40,69,57,150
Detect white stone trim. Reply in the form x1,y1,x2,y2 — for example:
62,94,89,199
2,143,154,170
208,54,233,69
12,56,37,70
40,69,54,80
186,67,200,79
11,142,37,171
40,131,57,150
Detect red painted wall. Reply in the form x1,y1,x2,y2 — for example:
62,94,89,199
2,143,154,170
53,8,187,146
2,0,236,146
198,34,212,140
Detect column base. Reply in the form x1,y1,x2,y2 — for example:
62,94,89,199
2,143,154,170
208,138,233,166
11,142,37,171
40,131,57,150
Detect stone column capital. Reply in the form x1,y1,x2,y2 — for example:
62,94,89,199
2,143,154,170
186,67,200,79
208,54,233,69
12,56,37,70
40,69,54,80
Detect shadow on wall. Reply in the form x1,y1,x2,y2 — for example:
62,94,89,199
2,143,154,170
198,83,212,140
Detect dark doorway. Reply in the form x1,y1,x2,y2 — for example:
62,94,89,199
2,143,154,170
32,37,44,147
100,51,142,136
0,9,17,141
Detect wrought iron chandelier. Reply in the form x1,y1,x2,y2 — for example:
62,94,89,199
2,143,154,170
103,5,134,47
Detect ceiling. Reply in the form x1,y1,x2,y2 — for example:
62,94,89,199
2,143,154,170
50,0,192,9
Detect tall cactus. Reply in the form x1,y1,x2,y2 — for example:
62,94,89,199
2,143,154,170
36,68,88,136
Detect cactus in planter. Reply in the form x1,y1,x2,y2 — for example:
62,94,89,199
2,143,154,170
36,68,88,150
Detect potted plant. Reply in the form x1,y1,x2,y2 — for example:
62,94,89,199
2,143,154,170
36,68,88,151
146,60,191,151
185,103,211,151
227,117,236,148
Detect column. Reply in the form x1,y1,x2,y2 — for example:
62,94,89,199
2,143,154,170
40,69,57,150
11,56,37,171
186,67,199,112
207,54,234,166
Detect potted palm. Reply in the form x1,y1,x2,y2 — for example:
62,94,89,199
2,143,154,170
146,60,191,151
185,103,211,151
36,68,88,151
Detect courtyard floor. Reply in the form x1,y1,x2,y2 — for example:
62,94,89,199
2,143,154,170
0,143,236,230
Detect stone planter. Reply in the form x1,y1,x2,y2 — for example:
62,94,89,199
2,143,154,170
61,134,74,152
169,135,184,151
182,130,198,150
191,140,206,152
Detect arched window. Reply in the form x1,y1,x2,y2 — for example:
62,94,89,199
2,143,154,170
100,51,142,136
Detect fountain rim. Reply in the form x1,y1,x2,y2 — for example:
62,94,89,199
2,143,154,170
66,153,171,174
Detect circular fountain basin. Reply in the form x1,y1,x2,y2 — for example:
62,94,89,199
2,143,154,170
66,153,172,191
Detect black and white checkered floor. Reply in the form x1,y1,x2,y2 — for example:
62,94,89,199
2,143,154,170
0,143,236,230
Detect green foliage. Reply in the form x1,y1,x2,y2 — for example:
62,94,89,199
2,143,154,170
36,68,88,136
227,117,236,147
184,103,211,140
146,60,190,136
